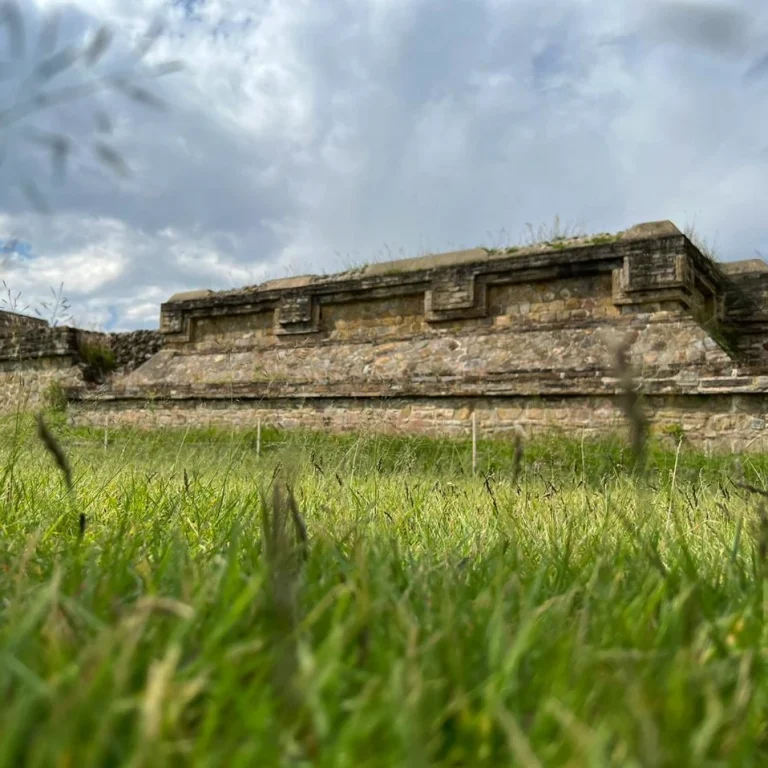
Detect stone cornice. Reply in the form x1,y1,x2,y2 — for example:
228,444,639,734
160,220,730,343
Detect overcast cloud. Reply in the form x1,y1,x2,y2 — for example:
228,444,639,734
0,0,767,330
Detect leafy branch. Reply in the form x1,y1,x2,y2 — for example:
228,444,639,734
0,1,184,211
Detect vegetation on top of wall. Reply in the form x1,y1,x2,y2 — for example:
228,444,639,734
683,221,720,264
336,216,624,274
77,339,116,383
587,233,622,246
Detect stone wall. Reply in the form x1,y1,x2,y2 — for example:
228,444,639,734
0,324,87,413
0,356,83,414
0,319,165,414
107,330,165,374
0,310,48,334
67,393,768,454
103,311,732,395
61,220,768,451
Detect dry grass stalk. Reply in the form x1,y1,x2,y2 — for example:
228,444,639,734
260,476,316,759
483,473,499,517
614,337,648,474
511,431,524,485
36,412,72,490
36,412,87,538
756,501,768,568
732,462,768,572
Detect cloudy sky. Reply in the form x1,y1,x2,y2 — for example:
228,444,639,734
0,0,767,330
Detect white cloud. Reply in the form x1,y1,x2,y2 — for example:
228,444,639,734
26,248,126,293
0,0,766,330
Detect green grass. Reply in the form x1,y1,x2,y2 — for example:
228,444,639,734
0,415,767,766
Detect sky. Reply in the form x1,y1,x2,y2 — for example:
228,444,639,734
0,0,767,330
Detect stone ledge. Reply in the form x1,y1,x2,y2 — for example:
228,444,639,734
157,220,743,353
63,368,768,404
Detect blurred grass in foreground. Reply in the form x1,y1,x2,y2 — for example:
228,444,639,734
0,414,766,766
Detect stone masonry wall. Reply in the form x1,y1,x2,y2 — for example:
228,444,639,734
0,310,48,334
112,311,732,396
180,273,621,353
107,330,165,374
0,321,165,414
67,393,768,454
0,356,83,414
65,220,768,451
0,325,86,413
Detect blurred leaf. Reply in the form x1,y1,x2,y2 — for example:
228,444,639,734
42,81,99,110
108,75,166,110
744,53,768,84
85,25,113,67
34,45,80,84
94,109,112,133
29,131,73,182
149,60,185,77
19,178,50,214
53,150,70,183
126,85,165,110
134,18,164,60
37,9,59,56
106,72,128,91
93,140,131,178
0,9,182,210
0,1,24,59
23,127,73,167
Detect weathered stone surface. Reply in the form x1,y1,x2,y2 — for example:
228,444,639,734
0,357,83,413
66,393,768,453
9,218,768,451
721,259,768,276
0,321,164,412
0,310,48,334
108,330,165,374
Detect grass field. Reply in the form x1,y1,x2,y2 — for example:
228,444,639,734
1,414,767,766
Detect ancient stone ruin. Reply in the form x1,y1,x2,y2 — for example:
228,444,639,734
5,220,768,451
0,316,163,413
